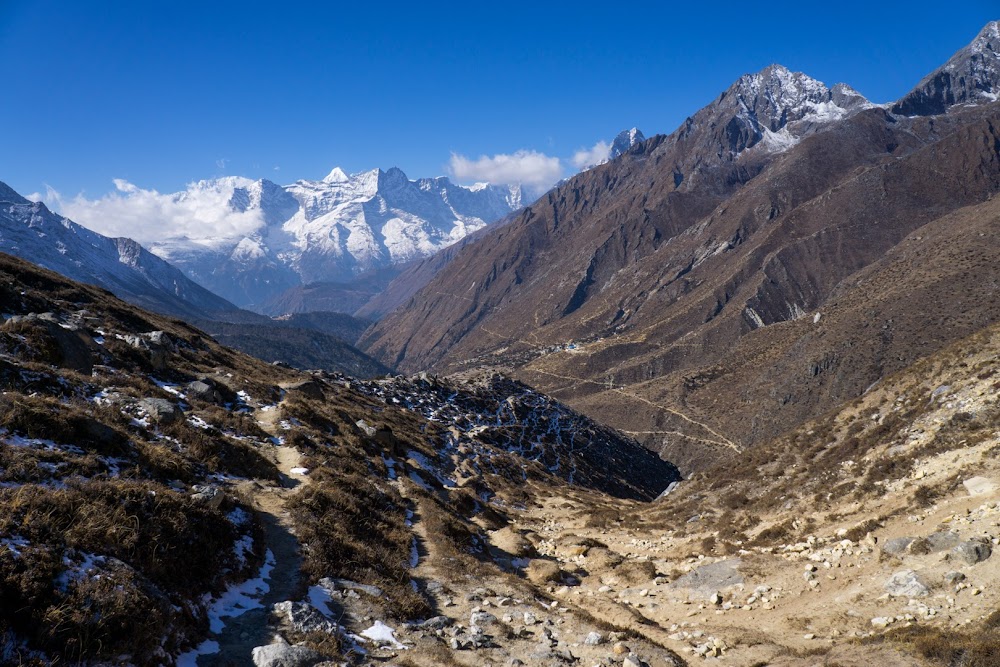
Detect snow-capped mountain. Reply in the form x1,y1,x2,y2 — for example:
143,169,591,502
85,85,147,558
893,20,1000,115
608,127,646,160
711,64,872,155
149,169,524,308
0,181,239,318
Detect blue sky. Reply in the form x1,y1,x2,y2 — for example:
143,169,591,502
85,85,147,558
0,1,996,200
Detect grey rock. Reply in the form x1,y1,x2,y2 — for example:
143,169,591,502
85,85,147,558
470,611,498,627
286,380,325,401
145,331,173,348
925,531,962,553
187,380,222,403
190,484,225,510
583,631,604,645
882,537,915,556
418,615,452,630
954,540,992,565
355,420,377,437
944,571,967,584
322,577,383,597
251,643,326,667
272,601,338,635
885,570,930,597
964,476,998,496
139,397,182,424
671,559,744,592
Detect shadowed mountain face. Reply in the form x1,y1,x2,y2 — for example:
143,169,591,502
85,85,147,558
363,26,1000,474
893,20,1000,116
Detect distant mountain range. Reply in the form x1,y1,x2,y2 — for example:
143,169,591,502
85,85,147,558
0,180,389,376
362,21,1000,473
146,169,525,309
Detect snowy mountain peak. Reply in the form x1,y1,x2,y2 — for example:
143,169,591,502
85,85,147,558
609,127,646,160
971,20,1000,54
130,167,525,308
715,64,872,155
893,20,1000,116
323,167,349,183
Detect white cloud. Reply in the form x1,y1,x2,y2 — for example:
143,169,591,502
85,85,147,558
449,150,564,196
54,178,266,249
571,140,611,169
24,192,43,203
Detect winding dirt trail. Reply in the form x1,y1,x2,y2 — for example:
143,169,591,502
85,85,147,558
199,397,310,667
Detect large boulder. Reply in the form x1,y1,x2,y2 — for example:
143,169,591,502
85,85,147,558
187,380,223,404
272,601,338,636
953,540,992,565
139,398,182,425
885,570,930,597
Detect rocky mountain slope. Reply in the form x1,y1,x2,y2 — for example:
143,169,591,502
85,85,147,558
0,252,679,665
0,181,240,321
362,22,1000,474
148,170,524,309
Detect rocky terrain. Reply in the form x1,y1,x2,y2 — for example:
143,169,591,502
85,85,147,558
4,19,1000,667
0,252,683,666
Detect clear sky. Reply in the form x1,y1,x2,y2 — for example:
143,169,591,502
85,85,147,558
0,0,997,200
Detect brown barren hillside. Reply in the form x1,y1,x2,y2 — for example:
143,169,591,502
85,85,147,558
363,24,1000,474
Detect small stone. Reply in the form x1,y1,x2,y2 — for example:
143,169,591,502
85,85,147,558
944,571,966,585
623,656,642,667
583,631,603,645
612,641,629,655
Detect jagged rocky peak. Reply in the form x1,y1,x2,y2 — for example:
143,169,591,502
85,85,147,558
227,178,300,227
609,127,646,159
0,181,30,205
893,20,1000,116
713,64,871,154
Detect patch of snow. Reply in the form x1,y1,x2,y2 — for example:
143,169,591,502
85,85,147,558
308,584,336,618
204,549,275,633
176,640,220,665
289,467,309,476
233,535,254,568
226,507,251,527
408,471,432,491
360,620,406,649
1,536,29,558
